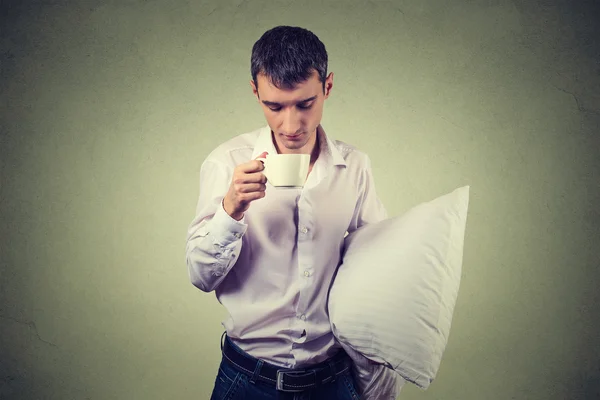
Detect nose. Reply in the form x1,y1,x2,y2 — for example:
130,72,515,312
281,109,302,135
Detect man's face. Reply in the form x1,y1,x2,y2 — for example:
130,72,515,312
251,69,333,155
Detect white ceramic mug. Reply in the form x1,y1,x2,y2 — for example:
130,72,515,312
256,154,310,188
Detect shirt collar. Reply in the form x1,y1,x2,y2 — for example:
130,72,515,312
251,124,347,167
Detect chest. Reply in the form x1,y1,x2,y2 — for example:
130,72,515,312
248,169,358,243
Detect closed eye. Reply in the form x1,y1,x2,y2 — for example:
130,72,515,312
269,104,313,112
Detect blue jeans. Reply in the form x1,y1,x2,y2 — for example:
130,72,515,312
210,339,362,400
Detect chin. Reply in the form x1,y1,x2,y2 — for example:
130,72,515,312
284,142,306,151
287,136,310,146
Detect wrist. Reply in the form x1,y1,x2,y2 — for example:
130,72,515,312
222,198,244,221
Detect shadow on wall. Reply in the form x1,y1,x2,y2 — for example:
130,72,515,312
567,369,600,399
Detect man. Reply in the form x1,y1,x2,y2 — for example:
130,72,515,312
186,26,395,399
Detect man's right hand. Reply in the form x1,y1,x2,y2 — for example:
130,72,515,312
223,152,268,221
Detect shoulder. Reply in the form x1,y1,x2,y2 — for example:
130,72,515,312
329,138,372,169
203,128,261,168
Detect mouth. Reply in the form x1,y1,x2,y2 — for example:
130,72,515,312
284,133,303,140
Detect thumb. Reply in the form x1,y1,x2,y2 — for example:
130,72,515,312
255,151,268,160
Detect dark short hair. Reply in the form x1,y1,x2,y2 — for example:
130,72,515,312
251,26,328,95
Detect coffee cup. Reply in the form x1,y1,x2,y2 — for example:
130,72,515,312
256,154,310,188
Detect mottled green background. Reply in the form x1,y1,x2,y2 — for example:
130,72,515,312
1,0,599,399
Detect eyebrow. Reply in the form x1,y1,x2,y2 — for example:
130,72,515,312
261,95,318,107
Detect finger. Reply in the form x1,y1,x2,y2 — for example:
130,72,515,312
246,171,267,183
232,172,266,186
238,183,267,193
250,151,269,172
238,159,265,173
249,190,266,201
238,190,266,204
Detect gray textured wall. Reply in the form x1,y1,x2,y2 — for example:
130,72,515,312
1,0,599,399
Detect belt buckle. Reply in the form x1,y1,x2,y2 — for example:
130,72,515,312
276,369,308,392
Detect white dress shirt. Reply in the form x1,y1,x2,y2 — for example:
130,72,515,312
186,124,399,397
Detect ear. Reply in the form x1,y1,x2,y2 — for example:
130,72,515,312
250,80,260,100
324,72,334,99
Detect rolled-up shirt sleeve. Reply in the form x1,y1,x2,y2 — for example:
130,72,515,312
341,341,406,399
185,159,247,292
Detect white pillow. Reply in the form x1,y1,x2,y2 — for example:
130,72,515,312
328,186,470,390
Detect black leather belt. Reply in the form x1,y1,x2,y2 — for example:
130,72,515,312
220,332,351,393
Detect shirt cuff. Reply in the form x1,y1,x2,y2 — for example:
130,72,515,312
209,200,248,246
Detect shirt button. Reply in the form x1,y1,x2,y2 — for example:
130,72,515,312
300,227,308,234
234,233,241,238
300,314,306,321
304,270,311,277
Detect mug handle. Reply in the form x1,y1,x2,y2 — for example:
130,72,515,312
256,156,269,182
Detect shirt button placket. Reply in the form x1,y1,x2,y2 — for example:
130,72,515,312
296,198,312,342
